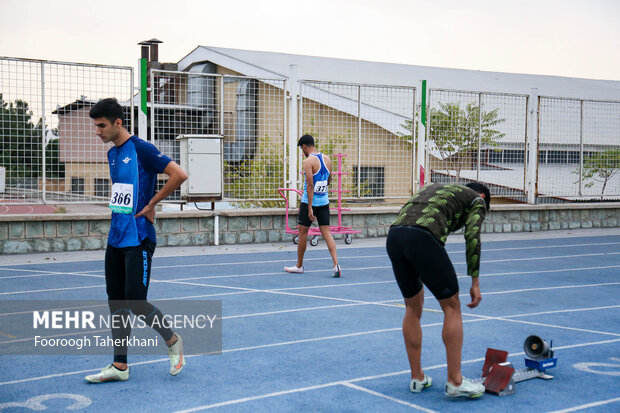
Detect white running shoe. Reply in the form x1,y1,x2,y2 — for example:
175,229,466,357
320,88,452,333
332,265,341,278
410,374,432,393
284,265,304,274
168,333,185,376
85,364,129,383
445,377,485,398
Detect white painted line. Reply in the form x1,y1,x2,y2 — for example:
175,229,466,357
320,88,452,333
173,338,620,413
463,312,620,338
0,284,103,295
546,397,620,413
341,382,438,413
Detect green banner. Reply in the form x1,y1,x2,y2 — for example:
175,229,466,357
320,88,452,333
140,58,147,116
421,80,427,127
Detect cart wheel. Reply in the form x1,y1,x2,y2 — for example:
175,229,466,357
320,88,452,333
344,235,352,245
293,235,299,245
310,236,319,246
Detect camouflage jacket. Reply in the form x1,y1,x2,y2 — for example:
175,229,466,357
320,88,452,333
391,183,487,277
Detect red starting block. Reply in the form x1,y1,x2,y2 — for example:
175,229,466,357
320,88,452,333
474,336,558,397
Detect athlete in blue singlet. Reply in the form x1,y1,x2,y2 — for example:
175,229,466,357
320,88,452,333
84,98,188,384
284,134,341,277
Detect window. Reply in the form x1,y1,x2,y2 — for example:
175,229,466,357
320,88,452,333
488,149,503,163
94,178,110,198
548,150,568,164
353,166,385,198
504,150,525,164
567,151,581,164
71,177,84,195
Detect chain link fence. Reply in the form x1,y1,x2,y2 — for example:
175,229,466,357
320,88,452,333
538,97,620,200
150,70,286,205
2,55,617,207
300,81,415,202
427,88,529,201
0,57,133,203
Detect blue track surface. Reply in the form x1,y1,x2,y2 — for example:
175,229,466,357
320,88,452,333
1,232,619,412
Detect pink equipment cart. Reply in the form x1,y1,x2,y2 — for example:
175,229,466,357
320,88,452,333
278,153,362,246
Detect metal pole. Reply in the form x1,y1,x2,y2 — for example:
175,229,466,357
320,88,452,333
357,85,362,198
417,80,427,188
219,75,224,136
40,62,46,203
477,93,482,181
579,100,584,196
139,58,149,142
130,68,135,136
411,87,416,194
282,79,288,192
526,88,539,204
287,65,299,207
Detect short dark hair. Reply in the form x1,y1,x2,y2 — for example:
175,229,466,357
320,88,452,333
298,134,314,147
466,182,491,211
89,98,125,126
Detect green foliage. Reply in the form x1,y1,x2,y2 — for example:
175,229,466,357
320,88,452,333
0,93,63,179
224,135,285,208
400,102,506,182
580,148,620,199
428,102,505,161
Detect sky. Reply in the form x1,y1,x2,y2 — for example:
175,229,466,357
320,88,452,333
0,0,619,81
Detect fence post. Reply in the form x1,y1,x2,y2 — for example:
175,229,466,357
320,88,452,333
40,62,46,203
526,88,539,204
579,99,584,196
416,80,427,189
139,58,148,141
357,85,362,198
287,65,299,207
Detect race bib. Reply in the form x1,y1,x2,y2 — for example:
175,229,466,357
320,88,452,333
109,183,134,214
314,180,328,195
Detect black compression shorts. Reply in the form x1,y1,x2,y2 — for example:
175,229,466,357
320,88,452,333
386,225,459,300
298,203,330,227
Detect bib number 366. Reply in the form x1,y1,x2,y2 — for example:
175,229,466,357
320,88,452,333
109,183,134,214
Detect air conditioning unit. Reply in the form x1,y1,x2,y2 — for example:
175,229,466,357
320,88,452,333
176,134,223,201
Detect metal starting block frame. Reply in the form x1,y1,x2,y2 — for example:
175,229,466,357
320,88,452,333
472,348,558,396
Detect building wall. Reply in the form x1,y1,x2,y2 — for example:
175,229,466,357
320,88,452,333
59,107,109,163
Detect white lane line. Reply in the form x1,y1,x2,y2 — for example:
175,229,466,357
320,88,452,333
1,240,619,275
503,304,620,318
341,382,438,413
0,284,103,295
463,312,620,338
1,239,619,269
4,300,616,346
174,337,620,413
546,397,620,413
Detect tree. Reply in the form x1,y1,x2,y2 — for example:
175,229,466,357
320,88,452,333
400,102,506,182
0,94,43,178
0,94,63,184
428,102,505,181
580,148,620,200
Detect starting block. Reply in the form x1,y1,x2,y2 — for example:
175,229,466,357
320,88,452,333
473,336,558,396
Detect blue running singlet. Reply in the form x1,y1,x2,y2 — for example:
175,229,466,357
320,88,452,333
107,136,172,248
301,153,330,207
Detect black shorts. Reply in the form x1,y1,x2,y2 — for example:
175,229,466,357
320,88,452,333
298,203,330,227
386,226,459,300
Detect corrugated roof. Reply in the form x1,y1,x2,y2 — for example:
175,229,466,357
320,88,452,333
178,46,620,100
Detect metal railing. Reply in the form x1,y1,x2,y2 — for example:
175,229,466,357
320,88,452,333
299,80,416,202
0,56,133,203
150,69,287,206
